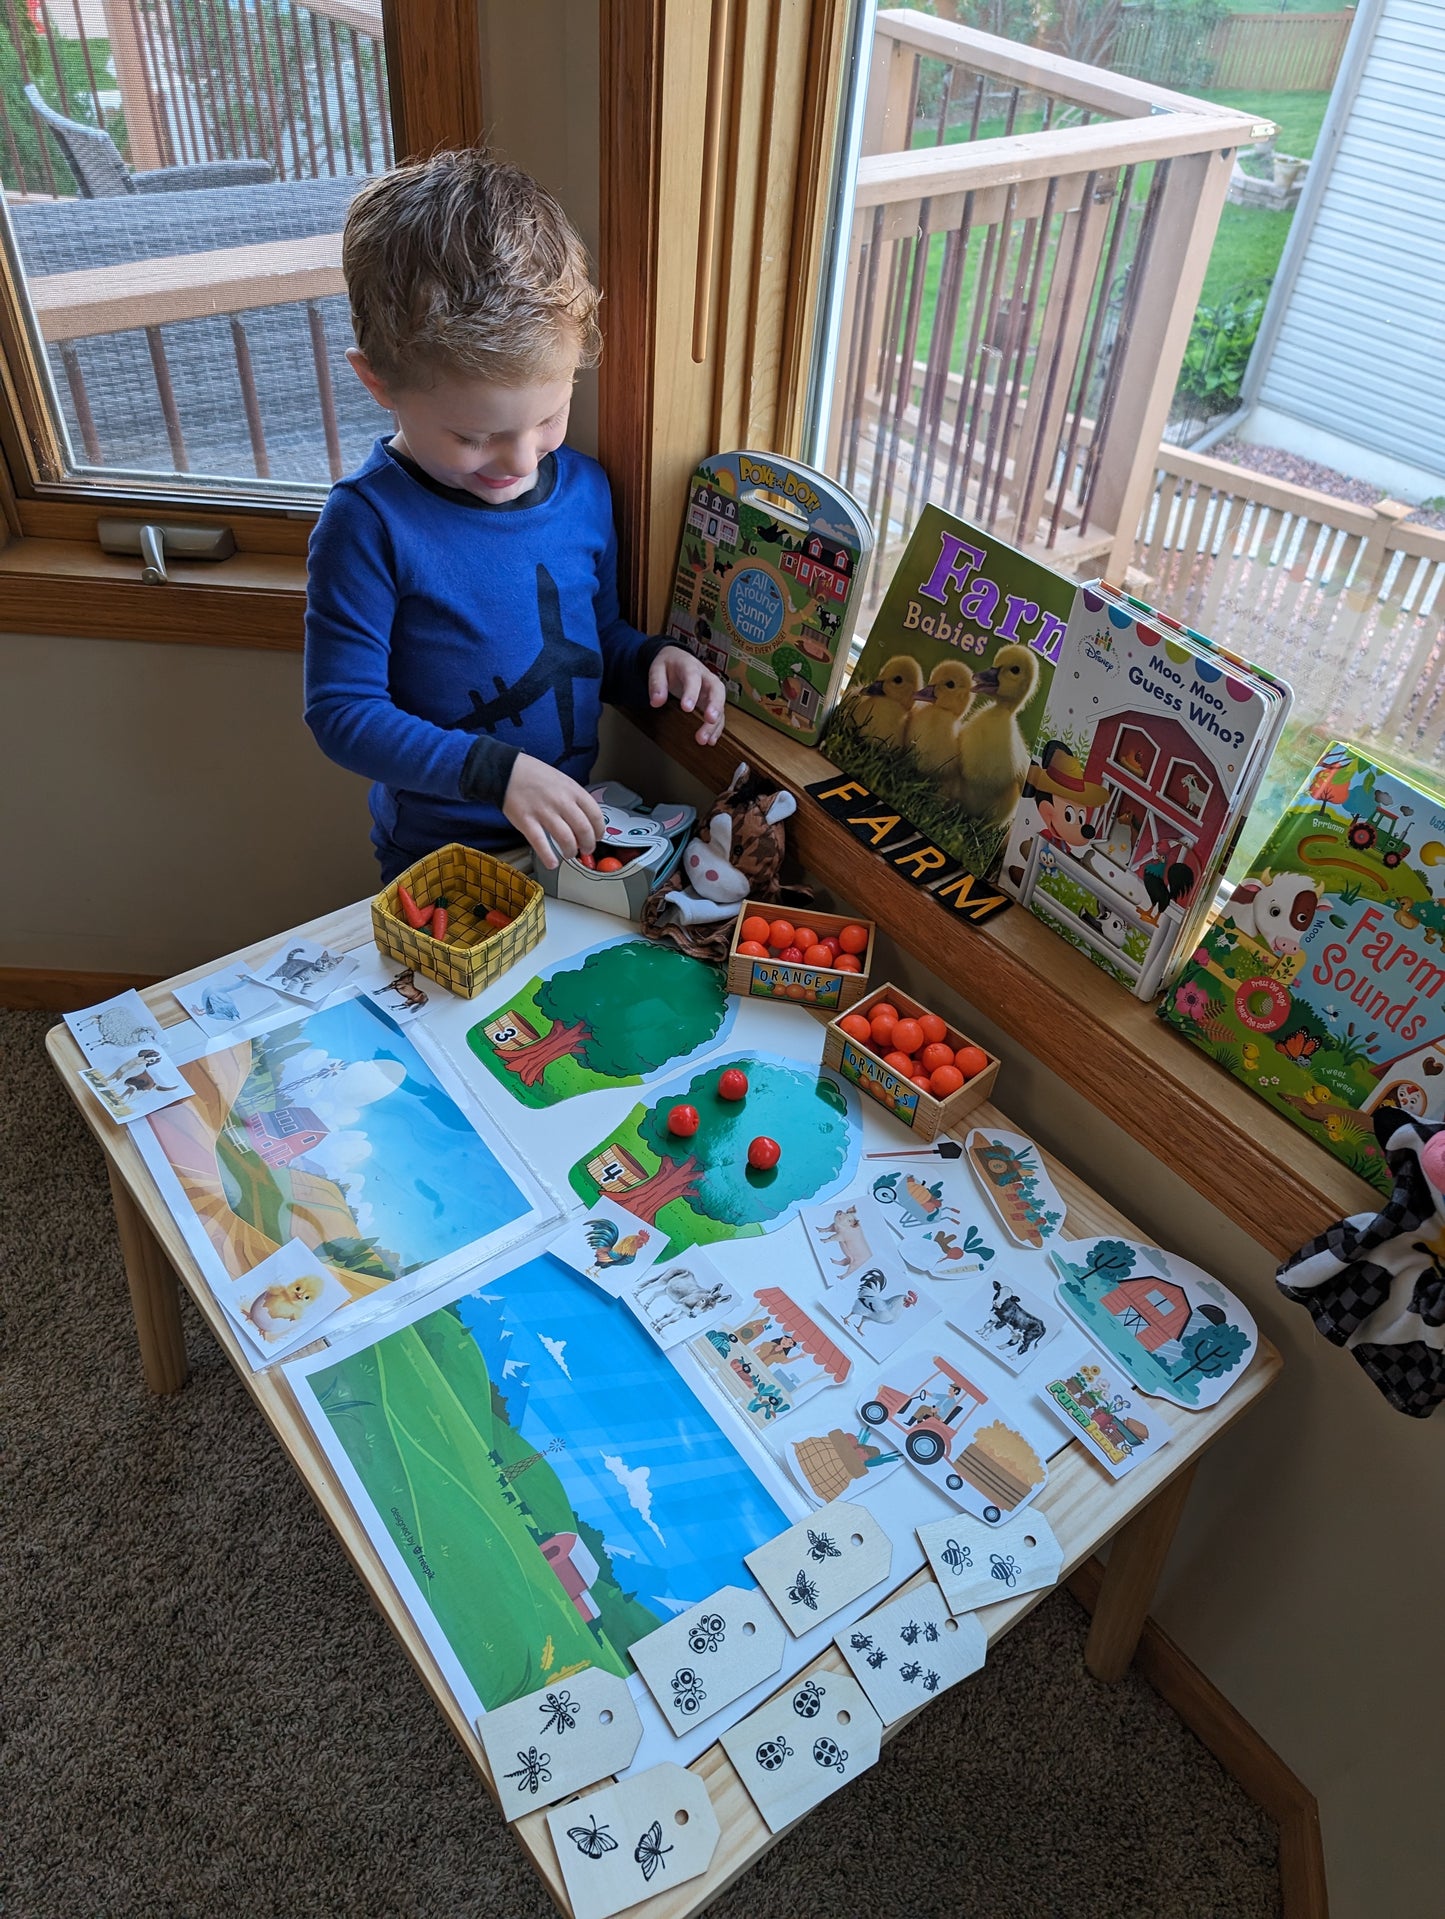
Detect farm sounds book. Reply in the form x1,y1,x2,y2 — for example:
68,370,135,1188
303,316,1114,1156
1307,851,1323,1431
999,584,1287,999
822,505,1073,879
1160,742,1445,1197
665,450,873,746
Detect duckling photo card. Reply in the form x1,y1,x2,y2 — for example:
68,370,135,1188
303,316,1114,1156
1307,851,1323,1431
220,1238,350,1361
821,504,1071,881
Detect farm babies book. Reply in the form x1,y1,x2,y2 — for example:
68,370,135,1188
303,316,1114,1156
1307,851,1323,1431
1160,741,1445,1198
665,449,873,746
822,504,1074,880
999,584,1287,999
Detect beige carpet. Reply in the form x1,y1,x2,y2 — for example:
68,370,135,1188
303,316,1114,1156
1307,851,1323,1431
0,1009,1280,1919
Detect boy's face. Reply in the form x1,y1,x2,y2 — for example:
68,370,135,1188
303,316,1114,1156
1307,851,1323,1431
348,352,574,503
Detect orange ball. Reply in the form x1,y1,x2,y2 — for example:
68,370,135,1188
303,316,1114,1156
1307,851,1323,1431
737,939,770,958
920,1041,956,1075
792,926,819,953
596,856,623,871
834,953,861,973
929,1063,965,1097
868,1000,899,1024
869,1016,897,1051
918,1012,949,1045
883,1050,915,1076
740,914,771,944
912,1074,935,1093
803,944,833,967
890,1018,924,1057
838,923,869,954
767,919,795,950
839,1012,873,1043
954,1044,989,1080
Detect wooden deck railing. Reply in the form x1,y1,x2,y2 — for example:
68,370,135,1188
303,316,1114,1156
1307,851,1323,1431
828,9,1267,592
1134,443,1445,770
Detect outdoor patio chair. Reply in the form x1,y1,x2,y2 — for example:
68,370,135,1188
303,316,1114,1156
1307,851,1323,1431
24,86,275,199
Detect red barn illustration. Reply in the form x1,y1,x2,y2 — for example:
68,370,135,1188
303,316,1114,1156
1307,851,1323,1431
1100,1274,1191,1351
242,1106,328,1168
540,1531,601,1624
1085,712,1225,908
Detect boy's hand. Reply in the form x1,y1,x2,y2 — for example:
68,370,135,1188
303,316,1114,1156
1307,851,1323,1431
648,644,727,747
502,755,605,870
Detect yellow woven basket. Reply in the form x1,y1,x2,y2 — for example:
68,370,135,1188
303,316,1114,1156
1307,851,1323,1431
371,843,545,999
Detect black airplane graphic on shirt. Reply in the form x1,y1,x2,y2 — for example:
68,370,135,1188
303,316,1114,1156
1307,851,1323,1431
452,561,601,739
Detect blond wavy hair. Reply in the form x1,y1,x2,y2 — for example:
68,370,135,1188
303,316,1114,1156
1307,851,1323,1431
342,149,601,390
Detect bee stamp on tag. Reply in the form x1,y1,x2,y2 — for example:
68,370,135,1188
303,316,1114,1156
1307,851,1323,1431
917,1509,1062,1616
628,1584,786,1734
546,1763,719,1919
476,1666,642,1821
744,1500,892,1635
719,1670,883,1832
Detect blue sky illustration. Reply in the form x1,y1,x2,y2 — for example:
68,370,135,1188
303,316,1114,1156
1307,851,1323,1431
454,1254,788,1609
266,996,529,1266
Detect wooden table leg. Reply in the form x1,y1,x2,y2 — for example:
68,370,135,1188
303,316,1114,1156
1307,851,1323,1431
105,1161,189,1394
1083,1461,1197,1682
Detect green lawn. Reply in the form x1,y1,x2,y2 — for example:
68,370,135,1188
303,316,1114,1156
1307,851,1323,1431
1209,87,1330,158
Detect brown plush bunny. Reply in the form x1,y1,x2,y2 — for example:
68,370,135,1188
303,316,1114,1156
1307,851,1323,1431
641,761,805,962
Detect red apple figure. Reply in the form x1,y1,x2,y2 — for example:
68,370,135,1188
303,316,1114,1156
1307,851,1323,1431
718,1068,749,1102
747,1135,781,1171
668,1103,700,1138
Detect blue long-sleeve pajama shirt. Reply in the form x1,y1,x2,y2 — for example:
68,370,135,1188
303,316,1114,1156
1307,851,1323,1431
304,438,662,878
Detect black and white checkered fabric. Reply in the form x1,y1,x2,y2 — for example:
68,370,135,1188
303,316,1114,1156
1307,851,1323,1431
1277,1109,1445,1418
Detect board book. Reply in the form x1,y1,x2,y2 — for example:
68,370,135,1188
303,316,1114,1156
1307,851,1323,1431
821,504,1073,880
665,449,873,746
999,582,1289,999
1159,740,1445,1197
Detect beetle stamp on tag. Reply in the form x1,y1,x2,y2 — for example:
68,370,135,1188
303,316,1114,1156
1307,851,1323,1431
744,1500,892,1636
629,1584,786,1735
719,1670,883,1833
835,1579,987,1725
476,1666,642,1821
546,1763,720,1919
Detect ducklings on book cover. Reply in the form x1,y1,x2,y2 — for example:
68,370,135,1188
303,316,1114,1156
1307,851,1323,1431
1160,741,1445,1198
822,505,1072,880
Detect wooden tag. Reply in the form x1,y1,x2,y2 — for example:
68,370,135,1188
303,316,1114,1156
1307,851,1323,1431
628,1584,786,1734
546,1763,719,1919
745,1500,892,1636
719,1670,883,1833
835,1580,987,1725
476,1666,642,1821
917,1509,1062,1615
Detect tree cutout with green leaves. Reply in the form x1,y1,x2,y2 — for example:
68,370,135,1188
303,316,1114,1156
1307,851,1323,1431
1068,1239,1137,1288
492,941,729,1089
618,1058,852,1229
1172,1318,1250,1388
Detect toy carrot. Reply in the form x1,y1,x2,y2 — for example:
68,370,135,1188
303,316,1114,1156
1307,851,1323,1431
430,905,449,942
484,908,512,929
397,884,433,929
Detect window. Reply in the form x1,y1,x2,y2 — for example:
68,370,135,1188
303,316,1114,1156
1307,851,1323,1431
792,0,1443,837
0,0,477,586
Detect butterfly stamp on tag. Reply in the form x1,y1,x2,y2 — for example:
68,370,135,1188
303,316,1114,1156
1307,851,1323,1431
546,1763,719,1919
744,1499,892,1635
719,1670,883,1833
628,1584,786,1735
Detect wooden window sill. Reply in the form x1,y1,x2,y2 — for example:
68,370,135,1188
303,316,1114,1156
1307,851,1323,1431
0,537,305,647
626,702,1378,1261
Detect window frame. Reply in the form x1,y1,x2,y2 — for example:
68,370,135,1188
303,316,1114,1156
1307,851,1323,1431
0,0,483,641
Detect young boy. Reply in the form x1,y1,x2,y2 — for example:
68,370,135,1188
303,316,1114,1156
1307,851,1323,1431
304,150,725,879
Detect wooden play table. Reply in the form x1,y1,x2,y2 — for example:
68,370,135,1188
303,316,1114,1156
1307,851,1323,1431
48,897,1281,1919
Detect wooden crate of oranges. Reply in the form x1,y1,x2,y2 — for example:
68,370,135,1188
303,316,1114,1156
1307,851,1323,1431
823,982,999,1141
726,903,875,1014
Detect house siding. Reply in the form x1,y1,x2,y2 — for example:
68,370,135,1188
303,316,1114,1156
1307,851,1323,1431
1255,0,1445,475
